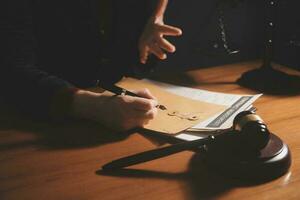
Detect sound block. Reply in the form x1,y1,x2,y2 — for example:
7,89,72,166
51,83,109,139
202,133,291,181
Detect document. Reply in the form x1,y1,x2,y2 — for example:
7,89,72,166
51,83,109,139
142,79,262,141
116,78,261,140
117,78,226,134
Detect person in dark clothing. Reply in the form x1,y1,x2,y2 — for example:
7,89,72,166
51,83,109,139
0,0,182,131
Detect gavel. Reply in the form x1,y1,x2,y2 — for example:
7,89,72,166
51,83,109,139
102,111,291,180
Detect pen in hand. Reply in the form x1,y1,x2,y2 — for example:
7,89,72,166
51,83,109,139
101,84,167,110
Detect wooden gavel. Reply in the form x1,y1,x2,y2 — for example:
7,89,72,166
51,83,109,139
102,111,271,170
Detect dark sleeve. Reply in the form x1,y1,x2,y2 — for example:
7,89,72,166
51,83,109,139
110,0,152,69
0,0,77,119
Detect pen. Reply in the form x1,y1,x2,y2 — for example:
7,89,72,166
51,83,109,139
101,84,167,110
101,84,142,97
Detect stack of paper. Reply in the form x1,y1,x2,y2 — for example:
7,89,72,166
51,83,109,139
117,78,226,134
117,78,261,142
143,79,261,141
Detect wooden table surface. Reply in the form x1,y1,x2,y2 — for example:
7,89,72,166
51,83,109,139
1,61,300,200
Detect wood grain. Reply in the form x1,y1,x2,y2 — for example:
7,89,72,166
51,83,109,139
1,61,300,200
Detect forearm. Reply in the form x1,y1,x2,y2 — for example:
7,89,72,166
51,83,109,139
152,0,168,18
70,90,109,121
1,0,76,119
1,61,78,119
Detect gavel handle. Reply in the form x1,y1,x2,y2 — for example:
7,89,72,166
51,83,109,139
102,136,214,170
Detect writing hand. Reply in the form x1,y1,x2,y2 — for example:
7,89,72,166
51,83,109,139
71,89,158,131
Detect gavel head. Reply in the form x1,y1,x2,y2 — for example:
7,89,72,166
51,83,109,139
233,111,270,151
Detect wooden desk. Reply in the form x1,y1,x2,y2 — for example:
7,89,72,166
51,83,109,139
1,61,300,200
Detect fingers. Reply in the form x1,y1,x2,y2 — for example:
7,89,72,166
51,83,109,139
149,43,167,60
133,108,158,120
139,38,174,63
129,91,158,122
139,23,182,64
139,46,149,64
135,88,157,100
118,96,158,130
129,96,157,111
156,37,176,53
122,89,158,118
157,24,182,36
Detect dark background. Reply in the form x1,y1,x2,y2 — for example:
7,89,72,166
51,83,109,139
112,0,299,73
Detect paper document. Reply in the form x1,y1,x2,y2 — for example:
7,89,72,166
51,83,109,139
143,79,262,140
117,78,226,134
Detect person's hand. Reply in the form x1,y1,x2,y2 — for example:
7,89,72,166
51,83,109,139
138,15,182,64
71,89,158,131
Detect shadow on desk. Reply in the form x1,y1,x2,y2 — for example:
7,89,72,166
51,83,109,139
97,152,281,200
96,165,231,199
0,104,129,150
